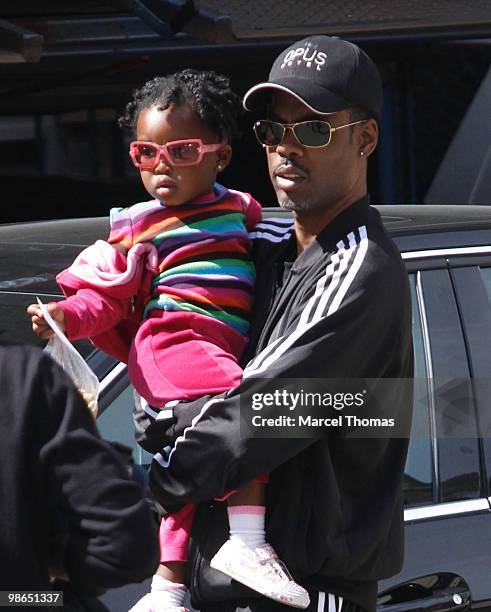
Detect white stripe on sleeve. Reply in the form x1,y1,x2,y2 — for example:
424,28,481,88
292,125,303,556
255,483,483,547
243,336,284,373
248,230,293,243
327,227,368,316
298,238,346,328
153,397,224,468
312,233,358,321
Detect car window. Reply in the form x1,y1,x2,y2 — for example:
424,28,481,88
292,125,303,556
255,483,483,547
480,267,491,304
456,264,491,497
403,274,433,507
422,267,480,503
0,292,96,359
97,384,153,467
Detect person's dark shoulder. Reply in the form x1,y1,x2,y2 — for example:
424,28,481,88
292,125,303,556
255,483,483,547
0,341,46,372
0,341,92,426
0,341,68,382
357,238,411,342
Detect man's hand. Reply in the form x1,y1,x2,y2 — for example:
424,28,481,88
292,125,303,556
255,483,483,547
27,302,65,339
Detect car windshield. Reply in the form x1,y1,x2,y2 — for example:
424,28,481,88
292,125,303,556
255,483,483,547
0,292,95,358
0,218,110,362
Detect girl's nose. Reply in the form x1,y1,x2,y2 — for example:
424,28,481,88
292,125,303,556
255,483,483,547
154,152,172,174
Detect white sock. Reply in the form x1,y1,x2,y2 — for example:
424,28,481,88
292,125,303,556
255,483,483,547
150,574,187,608
228,505,266,550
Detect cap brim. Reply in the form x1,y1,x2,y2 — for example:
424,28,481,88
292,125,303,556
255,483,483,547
243,81,352,116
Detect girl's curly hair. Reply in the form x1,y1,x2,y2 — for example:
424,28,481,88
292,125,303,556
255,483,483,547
119,68,242,142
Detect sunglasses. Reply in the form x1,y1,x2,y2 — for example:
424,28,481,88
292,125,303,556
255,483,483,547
129,139,223,169
253,119,367,148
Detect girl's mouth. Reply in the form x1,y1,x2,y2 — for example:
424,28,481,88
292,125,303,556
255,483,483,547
155,177,177,197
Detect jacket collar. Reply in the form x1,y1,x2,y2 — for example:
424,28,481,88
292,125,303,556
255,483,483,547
291,195,372,271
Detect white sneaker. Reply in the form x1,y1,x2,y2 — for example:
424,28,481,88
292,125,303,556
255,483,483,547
210,540,310,609
128,592,189,612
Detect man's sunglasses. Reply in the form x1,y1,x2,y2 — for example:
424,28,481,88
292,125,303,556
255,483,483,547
253,119,367,148
129,139,223,169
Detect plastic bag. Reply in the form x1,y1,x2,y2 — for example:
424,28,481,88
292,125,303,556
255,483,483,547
37,298,99,418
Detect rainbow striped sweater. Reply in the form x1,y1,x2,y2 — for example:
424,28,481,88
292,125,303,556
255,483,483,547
107,184,262,336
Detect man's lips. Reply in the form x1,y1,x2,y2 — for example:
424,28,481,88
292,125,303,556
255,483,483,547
274,162,308,179
274,163,308,191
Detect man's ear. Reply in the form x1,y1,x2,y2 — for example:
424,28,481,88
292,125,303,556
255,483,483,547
216,144,232,172
359,118,378,157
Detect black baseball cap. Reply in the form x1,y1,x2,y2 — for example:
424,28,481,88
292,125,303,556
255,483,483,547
243,35,382,122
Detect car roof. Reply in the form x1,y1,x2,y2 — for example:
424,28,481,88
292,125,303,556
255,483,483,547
2,204,491,242
2,203,491,299
2,205,491,349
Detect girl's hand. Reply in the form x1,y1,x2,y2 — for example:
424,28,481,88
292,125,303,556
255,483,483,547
26,302,66,339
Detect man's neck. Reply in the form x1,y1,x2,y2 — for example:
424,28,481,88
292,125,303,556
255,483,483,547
293,193,367,254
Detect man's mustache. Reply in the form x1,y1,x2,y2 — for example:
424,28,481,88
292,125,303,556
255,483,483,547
272,158,308,178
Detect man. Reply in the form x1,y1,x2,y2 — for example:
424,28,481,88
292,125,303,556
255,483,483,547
0,342,160,607
140,35,413,612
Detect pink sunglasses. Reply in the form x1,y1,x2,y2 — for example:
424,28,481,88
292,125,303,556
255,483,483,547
129,139,223,169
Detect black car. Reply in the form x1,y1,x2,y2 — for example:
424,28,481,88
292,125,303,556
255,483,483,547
1,205,491,611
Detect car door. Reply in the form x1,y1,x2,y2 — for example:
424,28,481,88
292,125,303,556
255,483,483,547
378,252,491,611
448,255,491,506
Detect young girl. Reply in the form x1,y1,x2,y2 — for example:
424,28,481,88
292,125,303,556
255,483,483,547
28,69,309,611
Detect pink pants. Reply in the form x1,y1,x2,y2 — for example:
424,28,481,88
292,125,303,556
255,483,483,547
159,503,197,563
127,309,258,563
159,475,270,563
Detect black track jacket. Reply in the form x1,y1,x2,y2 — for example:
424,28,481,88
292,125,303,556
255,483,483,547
142,196,414,612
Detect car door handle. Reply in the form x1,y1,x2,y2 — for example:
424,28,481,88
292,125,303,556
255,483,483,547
378,591,470,611
377,573,471,611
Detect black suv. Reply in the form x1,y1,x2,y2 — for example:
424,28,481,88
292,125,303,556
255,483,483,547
1,205,491,610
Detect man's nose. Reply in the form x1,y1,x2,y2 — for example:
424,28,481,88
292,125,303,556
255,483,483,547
274,126,304,157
